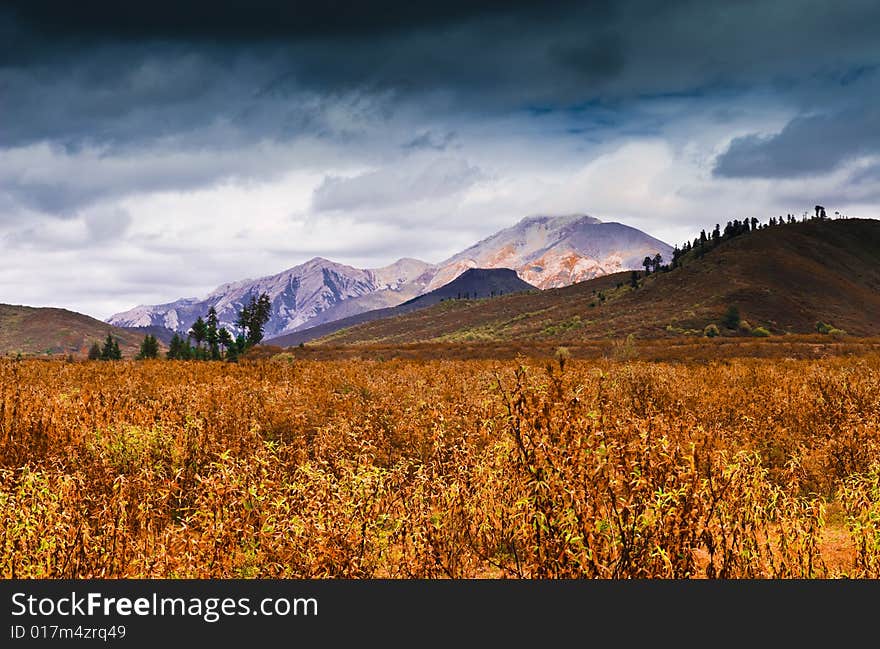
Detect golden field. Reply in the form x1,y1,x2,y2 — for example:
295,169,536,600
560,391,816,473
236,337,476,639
1,353,878,578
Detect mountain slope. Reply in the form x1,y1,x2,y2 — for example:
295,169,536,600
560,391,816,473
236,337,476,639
0,304,153,357
306,218,880,345
267,268,537,347
122,325,177,346
426,214,672,291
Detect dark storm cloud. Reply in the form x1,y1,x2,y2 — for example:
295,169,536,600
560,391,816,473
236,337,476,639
2,1,879,180
713,106,880,178
2,2,879,143
0,0,612,149
0,47,347,149
2,1,587,46
711,60,880,179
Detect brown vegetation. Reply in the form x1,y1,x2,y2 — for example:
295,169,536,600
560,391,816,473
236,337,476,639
285,335,880,362
1,352,879,578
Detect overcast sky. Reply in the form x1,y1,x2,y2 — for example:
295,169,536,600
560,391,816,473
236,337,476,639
2,0,879,319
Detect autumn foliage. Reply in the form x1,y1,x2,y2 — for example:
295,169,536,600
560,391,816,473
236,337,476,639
1,355,878,578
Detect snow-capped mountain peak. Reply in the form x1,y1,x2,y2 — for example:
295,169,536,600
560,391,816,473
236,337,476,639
424,213,671,291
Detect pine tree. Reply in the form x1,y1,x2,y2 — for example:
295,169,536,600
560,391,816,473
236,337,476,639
181,336,193,360
136,334,159,360
724,221,734,238
218,327,233,359
100,333,116,361
88,342,101,361
236,302,251,341
236,293,272,348
167,333,184,360
226,334,247,363
189,316,208,353
723,305,741,330
206,307,220,360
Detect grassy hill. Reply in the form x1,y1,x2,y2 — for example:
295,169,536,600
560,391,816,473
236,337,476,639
0,304,152,358
309,218,880,345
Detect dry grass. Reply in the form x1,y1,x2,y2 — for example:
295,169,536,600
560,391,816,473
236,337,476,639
1,353,879,578
286,335,880,362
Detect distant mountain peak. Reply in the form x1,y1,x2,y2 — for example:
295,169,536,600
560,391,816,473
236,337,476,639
517,213,602,227
301,256,346,268
425,212,671,292
457,267,520,279
384,256,428,266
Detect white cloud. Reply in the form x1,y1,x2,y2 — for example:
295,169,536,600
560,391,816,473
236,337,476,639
312,155,485,212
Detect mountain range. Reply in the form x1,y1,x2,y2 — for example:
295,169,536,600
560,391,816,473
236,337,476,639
107,214,671,338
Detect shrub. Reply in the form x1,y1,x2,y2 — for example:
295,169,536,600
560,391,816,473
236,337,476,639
612,334,638,361
738,320,752,333
723,305,741,330
704,324,720,338
553,346,571,370
817,322,846,337
752,327,770,337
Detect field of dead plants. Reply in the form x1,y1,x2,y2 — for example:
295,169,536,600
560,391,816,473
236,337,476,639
1,353,879,578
